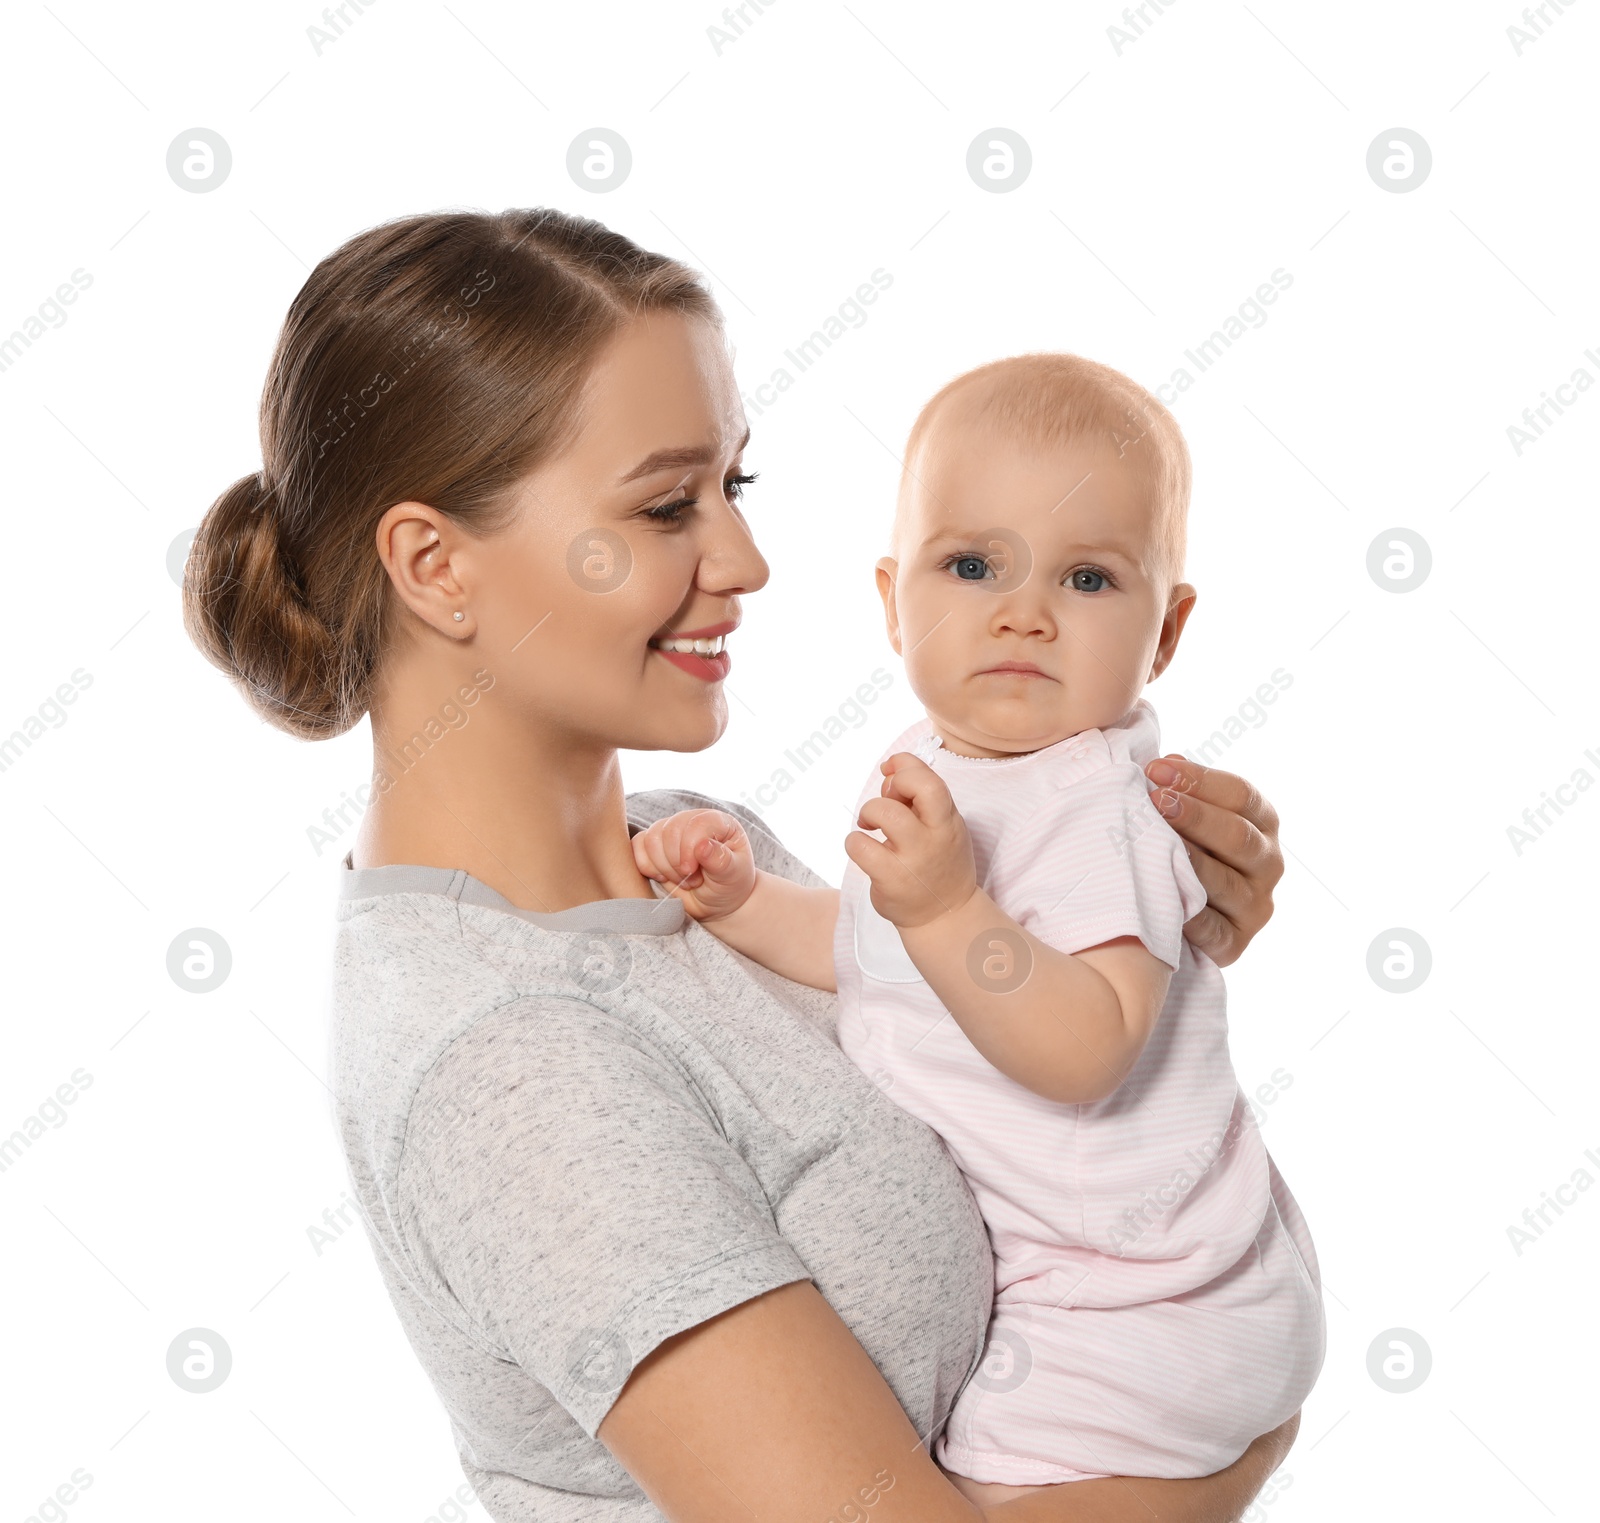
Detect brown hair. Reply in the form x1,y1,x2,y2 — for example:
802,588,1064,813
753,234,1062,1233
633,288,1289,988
896,352,1192,582
183,208,720,739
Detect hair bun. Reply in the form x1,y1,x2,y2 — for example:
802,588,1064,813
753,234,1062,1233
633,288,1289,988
182,471,348,739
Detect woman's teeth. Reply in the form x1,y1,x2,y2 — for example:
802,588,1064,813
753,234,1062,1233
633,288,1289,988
651,635,726,655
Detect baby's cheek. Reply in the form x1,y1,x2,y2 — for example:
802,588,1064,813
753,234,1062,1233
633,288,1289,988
901,642,955,713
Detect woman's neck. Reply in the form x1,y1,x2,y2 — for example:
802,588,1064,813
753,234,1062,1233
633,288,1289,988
351,691,655,914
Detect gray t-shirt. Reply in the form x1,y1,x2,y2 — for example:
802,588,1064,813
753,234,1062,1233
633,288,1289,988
331,789,994,1521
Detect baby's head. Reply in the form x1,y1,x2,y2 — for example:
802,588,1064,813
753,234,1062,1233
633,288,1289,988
878,353,1196,759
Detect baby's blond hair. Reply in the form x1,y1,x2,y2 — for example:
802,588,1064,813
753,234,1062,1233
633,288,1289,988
894,352,1191,585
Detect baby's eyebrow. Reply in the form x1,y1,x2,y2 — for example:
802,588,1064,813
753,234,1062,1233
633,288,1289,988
1061,541,1143,565
919,528,1143,564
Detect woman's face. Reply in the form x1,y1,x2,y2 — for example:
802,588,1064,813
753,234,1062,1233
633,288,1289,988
461,311,768,754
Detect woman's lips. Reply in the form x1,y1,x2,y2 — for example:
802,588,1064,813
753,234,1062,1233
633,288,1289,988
654,647,732,682
650,621,736,683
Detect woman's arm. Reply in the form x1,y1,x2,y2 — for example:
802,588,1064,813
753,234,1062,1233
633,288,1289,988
947,1417,1298,1523
1144,757,1283,968
599,1279,1296,1523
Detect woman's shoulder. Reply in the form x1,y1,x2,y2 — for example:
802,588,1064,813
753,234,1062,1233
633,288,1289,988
626,787,826,890
332,880,532,1061
332,890,629,1173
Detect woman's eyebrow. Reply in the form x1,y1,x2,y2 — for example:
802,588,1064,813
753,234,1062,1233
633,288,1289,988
618,426,752,484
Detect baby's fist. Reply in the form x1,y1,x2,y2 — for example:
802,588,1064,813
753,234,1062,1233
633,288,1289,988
844,752,978,929
631,809,756,923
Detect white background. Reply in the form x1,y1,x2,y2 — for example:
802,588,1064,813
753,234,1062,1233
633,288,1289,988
1,2,1595,1519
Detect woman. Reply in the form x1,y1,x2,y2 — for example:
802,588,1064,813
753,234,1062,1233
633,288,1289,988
184,208,1295,1521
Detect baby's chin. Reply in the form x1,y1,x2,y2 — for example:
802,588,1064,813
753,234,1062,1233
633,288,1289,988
933,695,1140,758
933,711,1084,759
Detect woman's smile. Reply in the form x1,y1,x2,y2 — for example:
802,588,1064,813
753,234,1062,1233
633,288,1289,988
649,618,736,681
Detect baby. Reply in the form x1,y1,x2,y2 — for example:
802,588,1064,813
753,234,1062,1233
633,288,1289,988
632,353,1325,1495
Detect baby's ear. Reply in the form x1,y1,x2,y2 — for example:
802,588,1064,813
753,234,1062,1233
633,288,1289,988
875,557,901,655
1149,581,1198,681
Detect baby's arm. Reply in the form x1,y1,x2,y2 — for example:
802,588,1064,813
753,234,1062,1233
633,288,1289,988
632,810,841,991
850,754,1172,1105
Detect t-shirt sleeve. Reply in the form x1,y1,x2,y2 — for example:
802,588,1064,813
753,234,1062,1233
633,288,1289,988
397,996,813,1439
1006,761,1208,971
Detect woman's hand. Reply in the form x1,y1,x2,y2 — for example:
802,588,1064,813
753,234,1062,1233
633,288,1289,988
1145,755,1283,969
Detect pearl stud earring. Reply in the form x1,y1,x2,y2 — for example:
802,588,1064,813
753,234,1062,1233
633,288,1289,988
453,611,464,621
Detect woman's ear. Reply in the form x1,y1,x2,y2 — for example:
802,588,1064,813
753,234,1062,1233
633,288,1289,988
875,557,902,657
1149,582,1197,681
375,501,475,639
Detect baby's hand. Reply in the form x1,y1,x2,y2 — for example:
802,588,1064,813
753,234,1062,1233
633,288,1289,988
632,809,757,923
844,754,978,930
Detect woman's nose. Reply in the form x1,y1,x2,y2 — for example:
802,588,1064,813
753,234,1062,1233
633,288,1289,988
702,501,770,595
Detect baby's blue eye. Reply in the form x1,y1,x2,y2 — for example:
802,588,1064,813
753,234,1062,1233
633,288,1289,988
1070,568,1108,592
951,555,991,581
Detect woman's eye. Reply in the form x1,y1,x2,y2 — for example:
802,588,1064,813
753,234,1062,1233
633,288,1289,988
1069,568,1109,592
646,472,757,524
950,555,992,581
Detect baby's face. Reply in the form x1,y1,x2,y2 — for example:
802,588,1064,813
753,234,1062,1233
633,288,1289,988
879,421,1194,759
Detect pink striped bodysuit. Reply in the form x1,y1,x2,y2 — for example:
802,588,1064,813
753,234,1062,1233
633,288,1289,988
834,700,1325,1484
